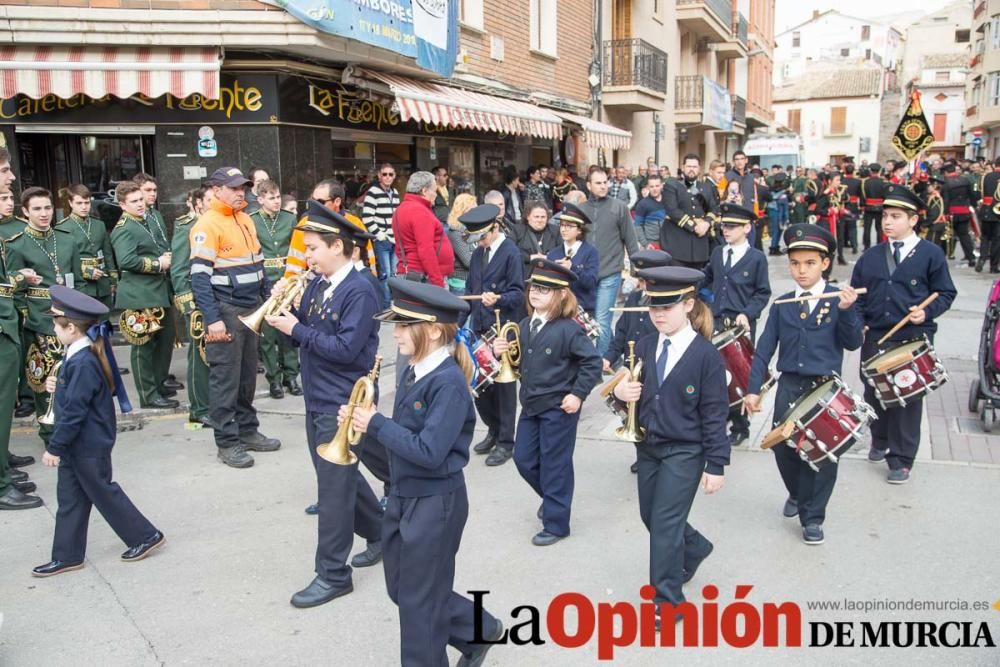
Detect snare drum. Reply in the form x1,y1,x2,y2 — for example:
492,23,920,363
777,376,877,470
712,325,775,408
861,336,948,409
573,307,601,347
471,339,501,393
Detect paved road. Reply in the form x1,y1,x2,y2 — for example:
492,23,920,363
2,253,999,665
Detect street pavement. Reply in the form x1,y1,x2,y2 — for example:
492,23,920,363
2,248,1000,666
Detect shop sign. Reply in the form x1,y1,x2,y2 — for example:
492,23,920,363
303,82,400,130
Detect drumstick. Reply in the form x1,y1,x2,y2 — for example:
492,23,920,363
458,294,485,301
609,306,649,312
877,292,938,346
773,288,867,305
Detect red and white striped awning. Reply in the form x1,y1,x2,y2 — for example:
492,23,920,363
556,111,631,150
359,69,563,140
0,46,221,100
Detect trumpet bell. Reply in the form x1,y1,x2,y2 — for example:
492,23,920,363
317,436,358,465
614,422,646,443
238,302,270,335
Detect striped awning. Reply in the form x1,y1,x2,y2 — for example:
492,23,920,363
359,69,563,140
555,111,631,150
0,46,221,100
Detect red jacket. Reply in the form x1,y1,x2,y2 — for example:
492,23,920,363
392,193,454,287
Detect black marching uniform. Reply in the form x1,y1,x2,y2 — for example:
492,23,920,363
462,205,524,463
978,165,1000,272
861,167,887,250
842,173,863,253
629,267,729,611
702,204,771,439
38,286,163,575
367,279,502,667
850,186,957,477
924,185,948,254
749,225,863,539
660,177,714,268
513,259,602,543
285,205,384,608
941,170,978,266
603,249,673,369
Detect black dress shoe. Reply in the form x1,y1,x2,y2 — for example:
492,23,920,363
783,496,799,518
161,378,184,391
0,487,43,510
159,387,178,398
531,530,566,546
285,377,303,396
350,542,383,568
682,541,714,583
472,433,496,455
143,397,180,410
32,559,84,577
13,479,36,494
11,468,28,482
14,402,34,418
121,531,166,561
305,503,319,515
290,577,353,608
630,461,639,474
457,619,504,667
269,382,285,399
728,432,749,447
8,453,35,468
485,447,512,466
118,366,130,375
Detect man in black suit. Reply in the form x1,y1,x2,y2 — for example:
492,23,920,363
660,154,713,269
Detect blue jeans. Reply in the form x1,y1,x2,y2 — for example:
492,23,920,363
769,211,782,250
373,240,396,308
595,273,622,357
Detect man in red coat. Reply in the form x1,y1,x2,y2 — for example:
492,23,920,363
391,171,455,287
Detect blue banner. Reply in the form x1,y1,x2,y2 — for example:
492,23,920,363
273,0,456,78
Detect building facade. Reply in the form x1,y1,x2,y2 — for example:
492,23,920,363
966,0,1000,159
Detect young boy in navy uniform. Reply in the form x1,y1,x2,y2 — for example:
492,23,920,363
461,204,524,466
850,185,957,484
345,278,503,667
34,285,164,577
545,202,600,316
744,224,863,545
492,259,602,546
613,267,729,625
702,203,771,447
265,201,384,608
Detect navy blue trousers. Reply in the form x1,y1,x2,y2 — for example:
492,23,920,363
52,454,157,562
382,487,499,667
306,412,382,587
513,407,579,536
474,380,517,450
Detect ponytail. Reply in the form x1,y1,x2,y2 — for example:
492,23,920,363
90,336,115,390
687,298,714,340
452,337,474,384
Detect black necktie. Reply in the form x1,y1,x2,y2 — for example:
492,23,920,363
892,241,904,266
484,246,492,265
530,318,542,338
799,291,812,320
403,366,415,390
725,248,733,271
655,338,670,386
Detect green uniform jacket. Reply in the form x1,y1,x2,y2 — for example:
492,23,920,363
250,208,296,282
0,240,24,346
58,213,118,300
170,212,197,315
5,225,81,335
0,216,26,241
111,213,171,310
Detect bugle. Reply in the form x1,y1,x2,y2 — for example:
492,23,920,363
37,360,63,426
615,341,645,442
317,355,382,465
493,309,521,383
240,273,308,334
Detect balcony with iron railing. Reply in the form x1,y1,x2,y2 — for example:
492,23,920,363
717,12,750,58
601,39,669,111
734,13,748,44
676,0,734,43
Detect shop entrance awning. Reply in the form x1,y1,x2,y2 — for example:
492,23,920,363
355,68,563,141
555,111,631,150
0,46,221,100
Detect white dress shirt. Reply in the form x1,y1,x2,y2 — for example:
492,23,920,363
656,323,697,382
413,345,451,382
564,241,582,258
64,336,91,362
795,278,826,315
321,262,356,303
486,233,506,264
723,240,750,269
890,232,920,266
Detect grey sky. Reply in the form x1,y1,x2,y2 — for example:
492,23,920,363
777,0,957,34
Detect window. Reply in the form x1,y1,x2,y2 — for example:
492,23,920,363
530,0,558,56
840,48,850,57
861,25,870,40
992,16,1000,49
830,106,847,134
460,0,484,30
787,108,801,133
932,114,947,142
990,72,1000,106
935,70,950,82
956,29,970,43
792,32,800,48
865,48,871,60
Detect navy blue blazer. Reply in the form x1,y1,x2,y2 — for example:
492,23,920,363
465,237,524,335
748,283,864,394
702,244,771,321
47,349,116,458
517,316,602,416
290,269,381,413
368,357,475,497
604,289,656,364
635,332,730,475
546,242,599,313
850,239,956,343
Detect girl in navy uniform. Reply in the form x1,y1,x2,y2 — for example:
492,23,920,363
701,203,772,446
744,224,863,545
850,185,956,484
461,204,524,466
34,285,164,577
493,258,602,546
613,266,729,624
545,202,599,316
344,278,503,667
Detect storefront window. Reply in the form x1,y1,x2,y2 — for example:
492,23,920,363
79,136,150,192
333,139,413,207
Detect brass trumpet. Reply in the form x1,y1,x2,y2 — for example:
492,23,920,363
38,361,63,426
615,341,645,442
493,309,521,383
317,355,382,465
240,273,308,335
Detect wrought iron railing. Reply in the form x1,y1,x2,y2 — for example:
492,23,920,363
602,39,669,93
675,75,704,110
734,13,748,44
677,0,734,27
732,95,746,123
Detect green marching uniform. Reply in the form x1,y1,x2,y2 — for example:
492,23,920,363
58,213,118,308
0,215,26,241
111,211,176,408
250,207,299,387
1,215,33,410
5,224,81,443
0,239,25,497
170,212,209,422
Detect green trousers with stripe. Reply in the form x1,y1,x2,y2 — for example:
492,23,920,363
130,307,176,407
0,336,18,494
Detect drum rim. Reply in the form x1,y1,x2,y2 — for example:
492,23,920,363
783,377,845,425
863,337,930,371
711,324,748,348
